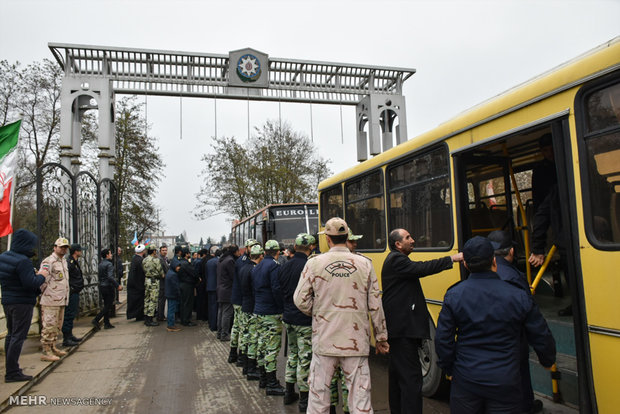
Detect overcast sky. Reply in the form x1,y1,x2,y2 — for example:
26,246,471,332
1,0,619,243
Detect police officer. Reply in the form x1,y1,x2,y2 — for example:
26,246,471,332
252,239,286,395
39,237,71,362
62,243,84,347
243,244,264,381
294,218,389,414
143,245,164,327
488,230,543,413
435,236,556,414
280,233,316,411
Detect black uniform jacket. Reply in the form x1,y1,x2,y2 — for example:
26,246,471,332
381,250,453,339
67,256,85,294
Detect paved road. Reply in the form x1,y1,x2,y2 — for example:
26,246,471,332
6,305,574,414
6,306,449,413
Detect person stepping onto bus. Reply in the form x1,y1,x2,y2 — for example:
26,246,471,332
252,239,286,396
488,230,545,414
279,233,317,411
436,236,556,414
381,228,463,414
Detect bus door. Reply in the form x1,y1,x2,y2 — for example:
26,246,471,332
453,120,589,409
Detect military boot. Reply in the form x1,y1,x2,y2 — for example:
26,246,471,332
241,354,249,375
283,382,299,404
265,371,285,396
227,347,238,363
246,359,260,381
51,344,68,357
258,366,267,388
298,391,309,413
41,345,60,362
144,316,159,327
236,352,246,368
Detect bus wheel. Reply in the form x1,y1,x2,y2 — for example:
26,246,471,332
420,319,450,398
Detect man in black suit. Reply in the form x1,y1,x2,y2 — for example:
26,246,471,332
381,228,463,414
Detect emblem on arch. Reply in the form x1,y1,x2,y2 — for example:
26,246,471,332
228,48,269,88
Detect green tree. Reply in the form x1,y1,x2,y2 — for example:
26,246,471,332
195,120,331,220
114,96,164,248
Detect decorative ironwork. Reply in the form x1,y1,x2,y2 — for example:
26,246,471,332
36,163,119,316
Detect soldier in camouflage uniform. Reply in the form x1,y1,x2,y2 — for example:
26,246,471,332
294,218,389,414
252,239,286,396
330,228,364,413
142,245,164,327
39,237,71,362
279,233,316,412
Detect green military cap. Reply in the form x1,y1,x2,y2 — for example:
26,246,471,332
250,244,264,255
245,238,259,248
295,233,316,246
348,229,363,241
264,240,279,250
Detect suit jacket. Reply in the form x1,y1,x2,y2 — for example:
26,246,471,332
381,250,453,339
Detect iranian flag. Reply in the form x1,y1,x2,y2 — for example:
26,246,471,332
0,120,20,237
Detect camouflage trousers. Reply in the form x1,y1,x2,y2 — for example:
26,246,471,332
230,304,242,348
330,366,349,411
284,323,312,392
237,310,250,353
257,314,283,373
307,354,372,414
40,305,65,345
246,314,259,360
144,278,160,317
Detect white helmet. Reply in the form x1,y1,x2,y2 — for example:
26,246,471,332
135,244,146,253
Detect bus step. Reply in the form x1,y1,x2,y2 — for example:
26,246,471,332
529,351,578,407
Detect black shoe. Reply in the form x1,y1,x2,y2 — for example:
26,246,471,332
91,320,101,331
5,372,33,383
220,335,230,342
246,359,260,381
181,322,197,327
228,347,238,363
298,391,309,412
62,339,80,347
558,304,573,316
236,352,246,368
70,335,83,342
530,399,543,413
283,382,299,404
259,366,267,388
104,324,115,329
265,371,285,396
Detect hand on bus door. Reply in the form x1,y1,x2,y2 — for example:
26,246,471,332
528,253,545,267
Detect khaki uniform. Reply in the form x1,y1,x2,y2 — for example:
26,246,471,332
294,245,387,414
40,253,70,345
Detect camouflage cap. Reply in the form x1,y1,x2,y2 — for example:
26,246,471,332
348,229,363,241
54,237,70,247
295,233,316,246
318,217,349,236
245,238,259,248
250,244,264,256
264,240,280,251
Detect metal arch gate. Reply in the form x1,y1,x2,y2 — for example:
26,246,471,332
36,163,119,315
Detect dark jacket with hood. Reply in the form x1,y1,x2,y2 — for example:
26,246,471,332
0,229,46,305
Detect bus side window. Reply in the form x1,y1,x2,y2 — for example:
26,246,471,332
345,170,386,250
581,80,620,247
320,186,343,226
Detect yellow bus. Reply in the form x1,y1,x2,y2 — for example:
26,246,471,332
317,37,620,412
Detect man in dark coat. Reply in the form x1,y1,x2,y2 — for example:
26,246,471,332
61,243,85,346
194,249,209,321
0,229,47,382
435,236,556,414
93,249,122,330
216,245,238,341
206,248,220,331
178,247,199,326
157,244,170,321
381,228,463,414
126,244,146,320
165,246,183,332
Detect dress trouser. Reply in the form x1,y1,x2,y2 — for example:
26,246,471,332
62,292,80,337
157,278,166,319
207,291,218,330
179,283,195,324
217,302,233,338
388,337,422,414
94,286,115,325
3,304,34,377
450,377,521,414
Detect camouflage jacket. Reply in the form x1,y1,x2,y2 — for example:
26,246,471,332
143,255,164,279
294,245,387,357
40,253,70,306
